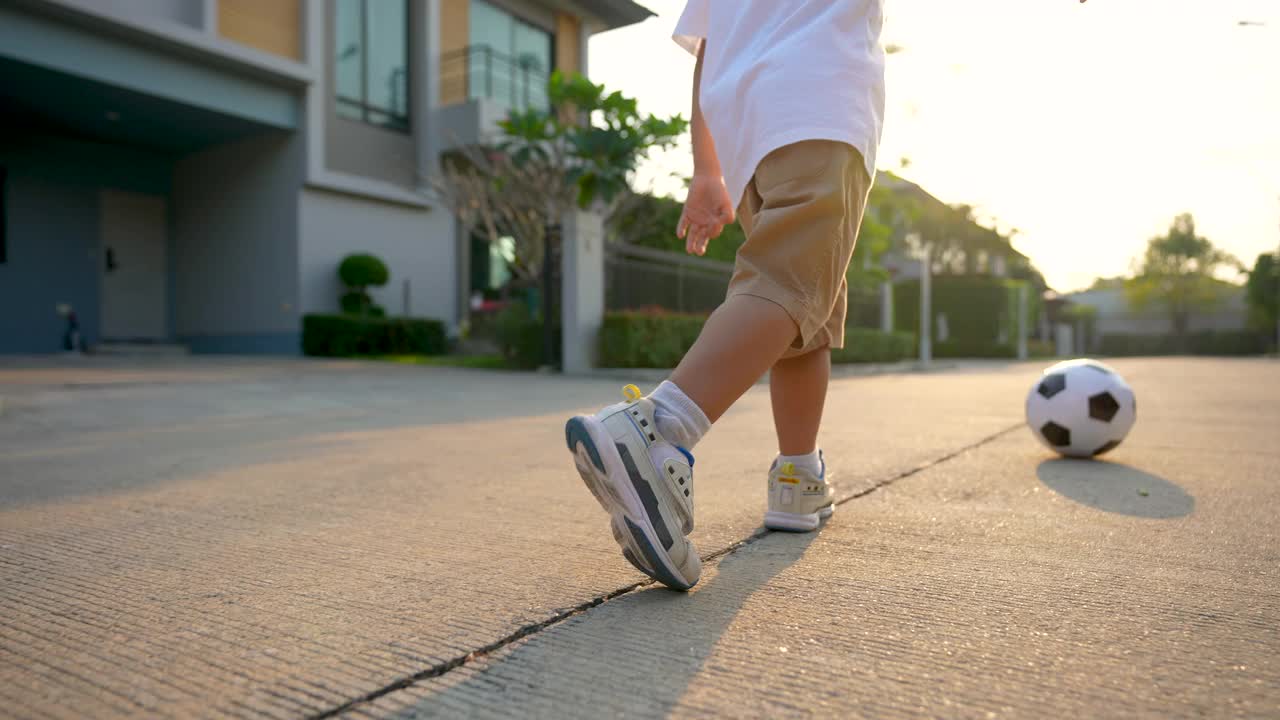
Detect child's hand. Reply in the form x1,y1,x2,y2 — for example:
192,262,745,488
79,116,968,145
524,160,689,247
678,175,735,256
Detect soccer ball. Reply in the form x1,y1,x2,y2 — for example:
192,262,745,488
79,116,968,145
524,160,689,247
1025,359,1137,458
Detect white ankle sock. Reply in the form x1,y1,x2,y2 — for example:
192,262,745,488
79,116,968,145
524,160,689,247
648,380,711,450
778,449,823,478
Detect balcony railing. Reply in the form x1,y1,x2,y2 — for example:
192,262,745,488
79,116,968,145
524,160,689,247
441,45,550,111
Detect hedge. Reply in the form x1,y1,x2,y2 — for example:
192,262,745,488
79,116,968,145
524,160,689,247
302,314,447,357
1099,331,1269,357
494,302,560,369
894,275,1033,358
599,310,916,368
831,328,916,364
599,310,706,368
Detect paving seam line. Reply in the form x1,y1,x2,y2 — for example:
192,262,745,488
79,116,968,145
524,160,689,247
308,422,1023,719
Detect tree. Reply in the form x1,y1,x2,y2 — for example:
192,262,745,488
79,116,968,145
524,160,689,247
1088,276,1126,291
430,71,687,285
607,191,746,264
1244,252,1278,338
1124,213,1243,338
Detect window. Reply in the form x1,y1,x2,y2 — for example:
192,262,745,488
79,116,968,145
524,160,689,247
335,0,410,131
468,0,553,109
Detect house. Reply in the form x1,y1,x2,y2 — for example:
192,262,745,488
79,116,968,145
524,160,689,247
1064,285,1249,345
0,0,651,354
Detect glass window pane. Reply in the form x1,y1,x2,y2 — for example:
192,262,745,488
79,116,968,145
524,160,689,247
335,0,363,103
513,22,551,75
469,0,512,101
366,0,408,119
513,22,552,108
469,1,512,57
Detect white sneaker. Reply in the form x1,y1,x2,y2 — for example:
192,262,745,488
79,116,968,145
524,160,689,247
565,385,701,590
764,453,835,532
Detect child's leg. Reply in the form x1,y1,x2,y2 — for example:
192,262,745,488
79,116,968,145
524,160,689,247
769,346,830,456
669,294,798,423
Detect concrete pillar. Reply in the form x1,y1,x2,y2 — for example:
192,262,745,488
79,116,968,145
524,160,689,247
919,247,932,365
1055,323,1074,357
561,209,604,374
880,281,894,332
1017,283,1029,360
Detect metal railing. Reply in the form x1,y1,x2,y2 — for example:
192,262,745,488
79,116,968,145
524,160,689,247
606,244,732,314
605,243,886,326
440,44,550,111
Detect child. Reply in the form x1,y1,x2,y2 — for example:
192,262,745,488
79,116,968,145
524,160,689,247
565,0,885,590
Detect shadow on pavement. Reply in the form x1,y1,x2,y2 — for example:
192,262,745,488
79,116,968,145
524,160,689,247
1037,459,1195,519
390,530,820,718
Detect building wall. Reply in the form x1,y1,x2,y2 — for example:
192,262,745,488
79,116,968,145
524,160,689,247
0,4,300,131
555,12,580,73
322,0,419,188
218,0,302,60
96,0,204,29
298,189,456,327
172,132,305,353
1069,287,1250,342
0,133,171,353
439,0,470,105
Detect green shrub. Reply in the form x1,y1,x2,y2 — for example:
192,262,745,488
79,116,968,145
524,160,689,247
495,302,559,369
1099,331,1268,357
599,310,707,368
895,275,1031,358
339,253,390,288
831,328,916,364
338,253,390,317
935,339,1016,359
598,312,917,368
302,314,446,357
1191,330,1271,355
1027,339,1056,358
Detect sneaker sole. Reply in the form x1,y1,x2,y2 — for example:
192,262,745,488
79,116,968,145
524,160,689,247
764,504,835,533
565,415,697,591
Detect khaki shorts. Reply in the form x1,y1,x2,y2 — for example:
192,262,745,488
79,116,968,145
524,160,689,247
730,140,872,359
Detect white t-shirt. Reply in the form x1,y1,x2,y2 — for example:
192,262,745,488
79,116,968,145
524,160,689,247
674,0,886,207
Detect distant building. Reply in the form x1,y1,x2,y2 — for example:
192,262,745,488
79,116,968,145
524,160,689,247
0,0,649,353
1065,285,1249,344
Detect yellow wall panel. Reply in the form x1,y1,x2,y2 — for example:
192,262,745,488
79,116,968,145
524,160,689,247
218,0,302,61
555,12,580,74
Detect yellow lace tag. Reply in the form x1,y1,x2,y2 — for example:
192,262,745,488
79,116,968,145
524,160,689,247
622,384,642,402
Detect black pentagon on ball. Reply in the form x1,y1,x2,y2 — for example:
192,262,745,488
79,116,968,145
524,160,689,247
1037,373,1067,399
1089,391,1121,422
1093,439,1121,456
1040,421,1071,447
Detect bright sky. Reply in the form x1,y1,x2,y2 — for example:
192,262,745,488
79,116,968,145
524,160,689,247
589,0,1280,292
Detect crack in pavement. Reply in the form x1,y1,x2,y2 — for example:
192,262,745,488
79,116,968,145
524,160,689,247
308,422,1024,720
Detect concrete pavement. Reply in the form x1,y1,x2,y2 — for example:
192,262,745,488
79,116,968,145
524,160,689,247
1,357,1276,718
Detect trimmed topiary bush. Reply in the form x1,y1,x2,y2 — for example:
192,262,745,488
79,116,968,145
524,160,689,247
338,253,390,317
